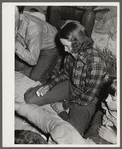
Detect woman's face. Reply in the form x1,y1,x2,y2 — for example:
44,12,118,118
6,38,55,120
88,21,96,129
105,92,117,111
60,38,72,53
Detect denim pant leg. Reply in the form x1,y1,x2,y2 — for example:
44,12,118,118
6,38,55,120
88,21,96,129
82,10,96,37
84,110,111,144
29,47,59,84
48,6,83,30
66,103,97,136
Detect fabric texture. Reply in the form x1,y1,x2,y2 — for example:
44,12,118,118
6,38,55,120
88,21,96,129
47,6,96,37
49,48,107,106
24,11,46,21
15,12,57,65
24,80,72,106
15,72,90,144
15,12,59,82
29,46,59,83
59,102,97,136
84,110,111,144
15,71,40,103
92,7,117,56
101,102,117,128
84,101,117,144
15,103,90,144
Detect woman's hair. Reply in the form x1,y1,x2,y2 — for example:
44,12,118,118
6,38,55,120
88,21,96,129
58,21,93,53
17,6,25,14
108,79,117,96
15,130,47,144
98,78,117,103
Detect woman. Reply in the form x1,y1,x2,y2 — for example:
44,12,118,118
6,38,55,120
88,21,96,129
24,21,107,136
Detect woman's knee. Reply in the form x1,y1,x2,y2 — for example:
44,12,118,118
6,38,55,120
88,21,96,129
24,86,41,104
24,93,42,105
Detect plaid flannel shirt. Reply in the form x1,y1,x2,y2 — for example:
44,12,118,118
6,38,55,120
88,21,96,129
49,48,107,105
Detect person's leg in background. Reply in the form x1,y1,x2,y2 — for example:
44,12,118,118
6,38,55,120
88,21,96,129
50,82,98,136
15,54,32,77
82,6,96,37
47,6,96,37
15,54,27,71
29,47,59,84
47,6,63,30
61,102,97,136
47,6,84,30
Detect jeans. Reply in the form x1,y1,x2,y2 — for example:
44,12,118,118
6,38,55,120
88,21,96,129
68,103,96,136
15,46,59,84
25,80,98,136
29,46,59,83
15,72,88,144
84,110,111,144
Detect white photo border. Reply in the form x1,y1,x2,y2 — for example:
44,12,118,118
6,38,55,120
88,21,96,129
2,2,120,147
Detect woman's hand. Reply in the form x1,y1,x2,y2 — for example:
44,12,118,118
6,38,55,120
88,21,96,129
36,85,50,97
24,85,50,104
98,125,117,144
24,85,42,103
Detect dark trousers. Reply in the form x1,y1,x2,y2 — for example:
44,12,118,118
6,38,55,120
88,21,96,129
47,6,95,37
25,80,97,136
15,46,59,84
29,47,59,83
59,101,97,136
84,110,111,144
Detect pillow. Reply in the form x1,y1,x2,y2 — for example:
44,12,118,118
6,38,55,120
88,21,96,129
15,71,40,103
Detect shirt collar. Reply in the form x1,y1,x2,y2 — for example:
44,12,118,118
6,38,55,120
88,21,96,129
76,51,88,64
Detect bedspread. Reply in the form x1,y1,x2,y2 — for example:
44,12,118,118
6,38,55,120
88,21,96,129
92,6,117,56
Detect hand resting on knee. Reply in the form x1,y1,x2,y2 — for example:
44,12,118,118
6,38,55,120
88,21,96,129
24,85,50,105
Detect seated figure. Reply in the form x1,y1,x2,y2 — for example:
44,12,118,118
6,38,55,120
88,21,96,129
15,71,95,144
15,6,59,84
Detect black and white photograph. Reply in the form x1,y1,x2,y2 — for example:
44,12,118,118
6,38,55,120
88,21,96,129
2,2,120,147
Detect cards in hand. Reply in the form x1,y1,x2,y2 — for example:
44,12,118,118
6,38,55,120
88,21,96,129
36,86,44,97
